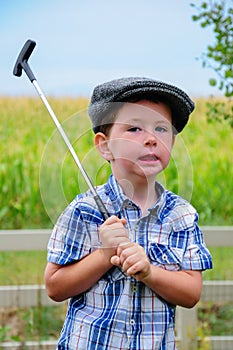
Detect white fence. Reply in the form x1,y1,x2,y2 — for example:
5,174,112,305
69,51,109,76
0,227,233,350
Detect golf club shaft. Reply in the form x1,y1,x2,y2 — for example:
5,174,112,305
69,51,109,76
32,80,109,220
33,81,92,189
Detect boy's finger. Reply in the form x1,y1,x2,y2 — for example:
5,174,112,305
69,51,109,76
120,218,127,225
110,255,121,266
117,241,133,255
103,215,126,226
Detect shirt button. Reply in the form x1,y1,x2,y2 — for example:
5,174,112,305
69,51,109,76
162,253,168,261
131,285,137,293
130,319,135,326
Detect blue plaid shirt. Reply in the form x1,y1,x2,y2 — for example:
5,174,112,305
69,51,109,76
47,175,212,350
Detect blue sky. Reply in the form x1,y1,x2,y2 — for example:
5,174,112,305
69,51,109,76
1,0,223,98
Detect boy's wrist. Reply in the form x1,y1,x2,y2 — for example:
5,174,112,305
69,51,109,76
99,247,116,265
136,265,154,285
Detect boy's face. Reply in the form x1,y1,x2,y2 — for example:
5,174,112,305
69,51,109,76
95,100,175,182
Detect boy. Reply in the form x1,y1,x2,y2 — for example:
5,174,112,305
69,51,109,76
44,77,212,349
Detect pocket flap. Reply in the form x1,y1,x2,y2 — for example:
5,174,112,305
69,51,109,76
149,243,183,269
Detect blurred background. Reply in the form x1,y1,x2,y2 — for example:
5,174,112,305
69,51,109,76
1,1,233,349
1,0,220,97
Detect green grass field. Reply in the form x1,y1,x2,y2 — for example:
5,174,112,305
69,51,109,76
1,96,232,228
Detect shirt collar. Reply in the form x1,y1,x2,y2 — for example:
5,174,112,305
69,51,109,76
104,174,167,218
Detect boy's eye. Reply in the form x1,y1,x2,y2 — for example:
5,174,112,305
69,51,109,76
127,126,141,132
155,126,167,133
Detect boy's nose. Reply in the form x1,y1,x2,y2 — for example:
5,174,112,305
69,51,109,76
144,132,157,146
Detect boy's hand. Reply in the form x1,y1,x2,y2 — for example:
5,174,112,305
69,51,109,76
99,215,130,261
111,242,151,281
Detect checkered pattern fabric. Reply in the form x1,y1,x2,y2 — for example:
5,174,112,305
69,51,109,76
47,175,212,350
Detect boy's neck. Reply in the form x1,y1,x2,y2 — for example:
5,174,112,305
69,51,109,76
117,176,158,215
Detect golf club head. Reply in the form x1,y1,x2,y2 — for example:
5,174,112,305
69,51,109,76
13,39,36,81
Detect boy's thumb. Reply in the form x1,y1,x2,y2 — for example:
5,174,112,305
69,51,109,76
111,255,121,266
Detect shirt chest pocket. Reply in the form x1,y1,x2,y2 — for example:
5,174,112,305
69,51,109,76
149,243,183,271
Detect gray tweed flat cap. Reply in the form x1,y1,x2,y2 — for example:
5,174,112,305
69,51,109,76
88,77,195,133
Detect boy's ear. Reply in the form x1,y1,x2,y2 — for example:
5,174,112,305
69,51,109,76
94,132,113,161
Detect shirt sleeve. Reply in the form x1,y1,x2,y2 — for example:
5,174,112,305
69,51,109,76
180,213,212,271
170,200,213,271
182,223,212,271
46,198,92,265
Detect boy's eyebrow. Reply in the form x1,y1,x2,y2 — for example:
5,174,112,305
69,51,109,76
114,117,141,125
121,117,171,125
125,117,142,123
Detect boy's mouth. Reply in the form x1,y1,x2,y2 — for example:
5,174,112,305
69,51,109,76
139,154,158,162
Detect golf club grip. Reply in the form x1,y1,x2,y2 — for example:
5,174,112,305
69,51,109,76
94,195,110,220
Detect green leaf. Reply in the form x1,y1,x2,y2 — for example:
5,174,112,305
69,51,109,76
201,2,208,9
209,78,217,86
225,69,233,79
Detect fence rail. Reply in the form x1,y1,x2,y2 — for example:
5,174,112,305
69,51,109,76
0,227,233,350
1,226,233,251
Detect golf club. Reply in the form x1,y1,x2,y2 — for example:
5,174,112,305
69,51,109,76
13,39,110,220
